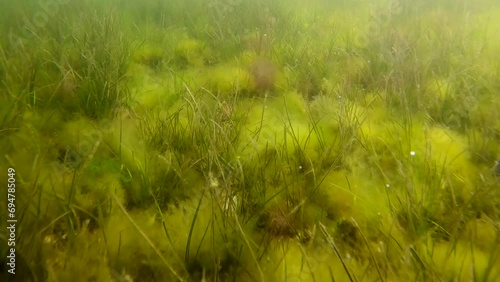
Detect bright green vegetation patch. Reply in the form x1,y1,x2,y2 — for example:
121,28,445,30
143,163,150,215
1,0,500,281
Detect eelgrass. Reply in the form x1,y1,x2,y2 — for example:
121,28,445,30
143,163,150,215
74,10,133,120
1,0,500,281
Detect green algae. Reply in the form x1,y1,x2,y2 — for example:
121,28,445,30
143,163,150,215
174,38,210,68
1,0,500,281
206,65,255,96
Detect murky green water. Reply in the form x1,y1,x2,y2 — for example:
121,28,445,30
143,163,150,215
1,0,499,281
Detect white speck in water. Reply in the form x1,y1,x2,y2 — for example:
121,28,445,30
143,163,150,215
410,151,416,156
386,184,391,188
299,165,303,170
378,241,385,253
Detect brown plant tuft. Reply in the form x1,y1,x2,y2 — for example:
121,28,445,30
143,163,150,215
258,207,298,238
250,58,277,92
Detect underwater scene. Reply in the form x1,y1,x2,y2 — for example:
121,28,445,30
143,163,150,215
1,0,500,281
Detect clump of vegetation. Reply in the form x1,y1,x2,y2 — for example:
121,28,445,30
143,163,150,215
74,11,133,120
250,58,278,92
133,43,165,68
1,0,500,281
174,38,209,68
206,64,255,96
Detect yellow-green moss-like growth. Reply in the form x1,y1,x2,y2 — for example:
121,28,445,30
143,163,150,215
236,91,312,164
133,44,165,68
174,38,209,68
206,65,255,96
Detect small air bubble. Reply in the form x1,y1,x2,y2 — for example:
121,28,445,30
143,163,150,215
386,184,391,188
410,151,416,156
